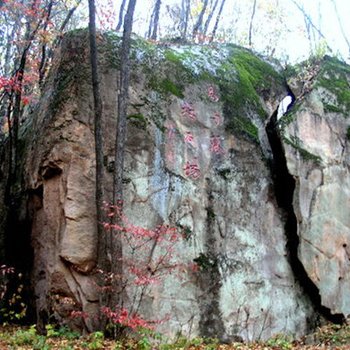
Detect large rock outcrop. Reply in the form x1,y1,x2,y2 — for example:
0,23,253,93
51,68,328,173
1,31,350,340
280,58,350,317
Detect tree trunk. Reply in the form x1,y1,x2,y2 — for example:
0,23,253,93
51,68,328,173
112,0,137,311
209,0,226,43
0,26,16,138
41,0,82,86
38,0,54,89
203,0,219,36
248,0,257,47
116,0,127,31
181,0,191,41
6,1,42,203
88,0,108,327
4,26,16,77
149,0,161,40
192,0,209,39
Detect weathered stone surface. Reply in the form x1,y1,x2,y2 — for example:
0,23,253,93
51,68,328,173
281,57,350,317
4,33,350,340
15,31,317,340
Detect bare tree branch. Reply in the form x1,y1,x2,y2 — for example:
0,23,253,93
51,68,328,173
39,0,82,89
38,0,54,88
210,0,226,43
116,0,127,31
329,0,350,57
147,0,162,40
180,0,191,40
288,0,333,54
192,0,209,39
203,0,219,36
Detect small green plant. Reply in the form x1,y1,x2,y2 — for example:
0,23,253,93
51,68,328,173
57,325,80,340
44,324,80,340
265,334,293,350
217,167,231,180
45,324,60,337
189,337,204,346
193,253,218,270
283,135,322,164
203,337,219,350
11,324,38,345
158,335,218,350
137,335,152,350
134,327,163,350
206,207,216,220
87,331,105,350
176,223,193,241
9,325,50,349
113,340,124,350
161,334,187,349
315,323,350,345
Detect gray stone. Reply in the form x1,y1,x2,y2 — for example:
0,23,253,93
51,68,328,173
4,34,350,340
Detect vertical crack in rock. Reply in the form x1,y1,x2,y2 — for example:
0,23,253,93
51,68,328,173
265,92,344,324
197,178,225,341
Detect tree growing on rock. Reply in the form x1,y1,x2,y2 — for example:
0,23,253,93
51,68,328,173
88,0,108,329
88,0,138,331
111,0,137,317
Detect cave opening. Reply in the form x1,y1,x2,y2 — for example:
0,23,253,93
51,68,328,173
265,94,344,325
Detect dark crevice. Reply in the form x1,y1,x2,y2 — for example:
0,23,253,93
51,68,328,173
265,92,344,325
197,178,226,341
3,190,36,324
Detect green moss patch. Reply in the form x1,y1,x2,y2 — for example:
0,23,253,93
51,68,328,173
315,56,350,116
323,103,344,114
193,252,218,270
103,34,285,140
283,135,321,164
216,47,283,142
149,77,185,98
127,113,148,129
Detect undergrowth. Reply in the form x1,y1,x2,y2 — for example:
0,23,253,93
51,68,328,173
1,323,350,349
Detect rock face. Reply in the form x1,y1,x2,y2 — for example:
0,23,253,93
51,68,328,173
1,31,350,340
281,58,350,317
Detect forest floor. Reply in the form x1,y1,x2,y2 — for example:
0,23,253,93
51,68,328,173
1,323,350,349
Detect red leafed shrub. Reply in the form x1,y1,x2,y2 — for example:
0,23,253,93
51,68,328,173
101,307,153,330
71,204,198,334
